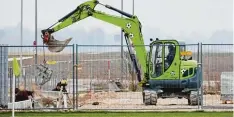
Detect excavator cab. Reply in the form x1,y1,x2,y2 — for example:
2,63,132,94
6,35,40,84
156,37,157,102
149,40,180,80
148,39,197,80
144,39,201,105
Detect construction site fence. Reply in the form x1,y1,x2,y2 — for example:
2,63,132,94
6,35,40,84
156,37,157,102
0,45,76,110
0,43,233,111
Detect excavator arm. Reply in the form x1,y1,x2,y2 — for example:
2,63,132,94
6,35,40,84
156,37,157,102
41,0,147,85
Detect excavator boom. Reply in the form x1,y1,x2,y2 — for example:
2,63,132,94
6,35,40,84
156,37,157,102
41,0,147,84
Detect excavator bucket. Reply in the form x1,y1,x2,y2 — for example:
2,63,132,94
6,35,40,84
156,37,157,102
46,36,72,53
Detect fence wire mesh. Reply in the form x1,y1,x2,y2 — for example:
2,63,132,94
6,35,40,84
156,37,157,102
0,44,233,111
75,45,134,109
201,44,233,110
1,45,75,110
75,44,203,110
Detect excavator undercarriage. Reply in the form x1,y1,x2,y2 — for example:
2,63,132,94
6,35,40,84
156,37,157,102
142,88,202,106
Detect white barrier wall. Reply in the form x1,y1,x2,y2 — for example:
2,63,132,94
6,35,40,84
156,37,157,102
220,72,233,101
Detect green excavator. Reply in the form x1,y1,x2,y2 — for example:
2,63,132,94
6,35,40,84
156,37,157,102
40,0,202,105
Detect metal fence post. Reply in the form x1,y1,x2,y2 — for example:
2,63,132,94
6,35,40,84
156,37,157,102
200,42,203,109
121,0,124,86
0,46,2,106
197,43,201,110
196,43,200,110
72,44,75,110
75,44,78,110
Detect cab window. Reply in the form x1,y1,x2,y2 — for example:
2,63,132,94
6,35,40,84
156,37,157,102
152,42,163,77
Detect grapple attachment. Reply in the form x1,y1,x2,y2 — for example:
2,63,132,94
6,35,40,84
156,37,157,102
36,64,53,86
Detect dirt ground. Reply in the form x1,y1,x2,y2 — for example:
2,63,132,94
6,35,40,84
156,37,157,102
76,92,233,111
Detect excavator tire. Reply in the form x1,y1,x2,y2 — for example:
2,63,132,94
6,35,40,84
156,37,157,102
143,90,157,105
188,91,201,105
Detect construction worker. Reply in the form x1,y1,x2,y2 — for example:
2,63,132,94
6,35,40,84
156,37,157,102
168,45,176,63
165,44,175,70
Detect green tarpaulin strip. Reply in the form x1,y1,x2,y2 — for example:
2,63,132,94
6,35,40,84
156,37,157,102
12,57,21,77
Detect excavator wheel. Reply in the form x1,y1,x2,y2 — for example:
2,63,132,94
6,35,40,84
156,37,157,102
188,91,202,105
143,90,157,105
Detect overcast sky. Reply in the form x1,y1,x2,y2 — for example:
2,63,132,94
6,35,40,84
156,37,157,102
0,0,233,45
